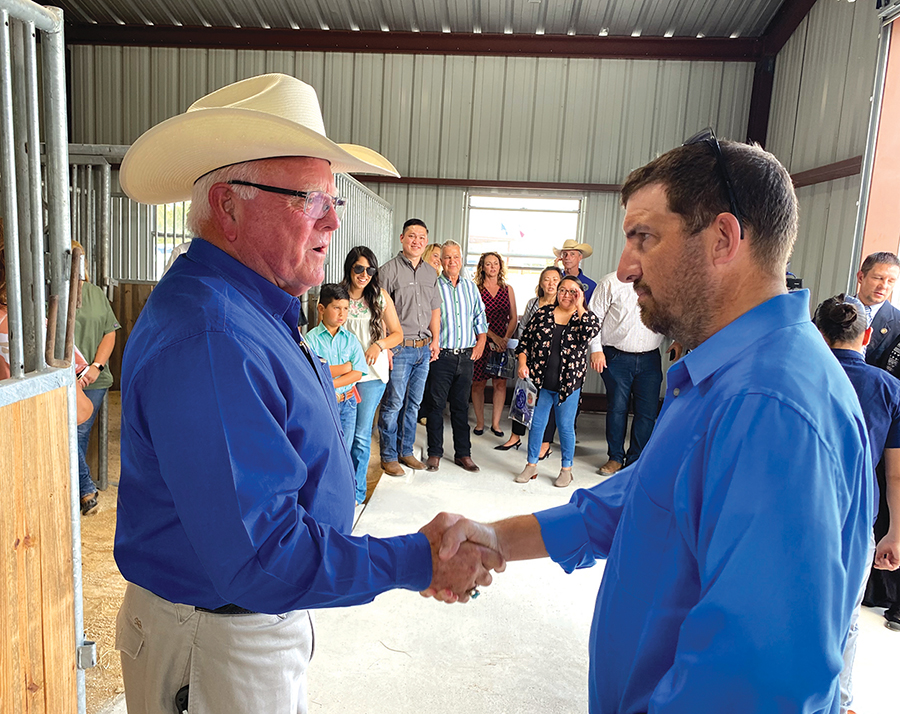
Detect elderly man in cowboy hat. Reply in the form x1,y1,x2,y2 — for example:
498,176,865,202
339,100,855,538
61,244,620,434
114,74,502,714
554,238,597,304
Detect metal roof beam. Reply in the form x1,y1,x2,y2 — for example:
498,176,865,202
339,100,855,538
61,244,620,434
64,24,763,61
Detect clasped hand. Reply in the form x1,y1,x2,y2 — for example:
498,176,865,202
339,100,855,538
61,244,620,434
418,513,503,603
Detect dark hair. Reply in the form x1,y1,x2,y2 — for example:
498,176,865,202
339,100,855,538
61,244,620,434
402,218,428,234
556,275,585,304
621,140,798,277
536,266,564,298
318,283,349,309
814,294,866,346
341,246,384,344
860,252,900,277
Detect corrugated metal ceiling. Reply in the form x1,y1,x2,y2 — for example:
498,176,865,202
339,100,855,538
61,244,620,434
57,0,788,39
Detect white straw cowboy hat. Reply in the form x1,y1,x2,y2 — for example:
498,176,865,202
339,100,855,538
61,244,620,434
120,73,400,205
553,239,593,259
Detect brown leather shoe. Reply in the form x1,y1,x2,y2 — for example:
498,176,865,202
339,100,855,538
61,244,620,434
381,460,405,477
598,459,623,475
454,456,480,473
426,456,440,472
399,454,426,470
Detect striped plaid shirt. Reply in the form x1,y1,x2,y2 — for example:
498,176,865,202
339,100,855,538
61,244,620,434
437,273,488,349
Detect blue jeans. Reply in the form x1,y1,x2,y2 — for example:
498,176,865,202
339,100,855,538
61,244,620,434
350,379,386,504
600,346,662,465
337,392,358,453
77,387,107,498
378,345,430,462
528,388,580,467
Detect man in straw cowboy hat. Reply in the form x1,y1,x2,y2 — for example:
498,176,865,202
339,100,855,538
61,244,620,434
114,74,503,713
554,238,597,304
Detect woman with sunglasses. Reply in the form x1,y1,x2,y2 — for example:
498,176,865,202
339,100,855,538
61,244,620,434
514,275,599,487
341,247,403,504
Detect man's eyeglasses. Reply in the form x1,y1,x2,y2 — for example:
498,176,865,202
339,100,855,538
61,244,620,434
683,128,744,240
352,264,377,276
227,180,346,220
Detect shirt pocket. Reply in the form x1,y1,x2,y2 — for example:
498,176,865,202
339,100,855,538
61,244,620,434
608,476,676,604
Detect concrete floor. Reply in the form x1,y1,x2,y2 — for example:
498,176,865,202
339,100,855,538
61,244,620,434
103,409,898,713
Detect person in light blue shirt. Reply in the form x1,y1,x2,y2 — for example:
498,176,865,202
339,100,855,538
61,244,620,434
427,135,873,713
305,283,367,451
424,240,488,472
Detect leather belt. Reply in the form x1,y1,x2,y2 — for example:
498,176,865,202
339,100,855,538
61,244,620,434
195,603,257,615
402,338,429,348
335,390,353,403
441,347,472,356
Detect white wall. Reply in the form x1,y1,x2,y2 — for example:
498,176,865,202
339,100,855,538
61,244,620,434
767,0,882,310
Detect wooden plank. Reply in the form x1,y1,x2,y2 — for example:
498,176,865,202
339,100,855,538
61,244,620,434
0,388,77,714
0,397,24,714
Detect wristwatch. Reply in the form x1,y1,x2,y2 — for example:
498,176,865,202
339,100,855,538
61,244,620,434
92,362,105,372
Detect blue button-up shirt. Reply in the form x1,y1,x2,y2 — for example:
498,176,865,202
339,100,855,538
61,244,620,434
437,273,487,349
305,323,367,395
833,347,900,517
535,290,872,713
116,239,431,613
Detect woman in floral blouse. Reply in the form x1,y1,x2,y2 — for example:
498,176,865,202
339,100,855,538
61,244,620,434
514,275,600,487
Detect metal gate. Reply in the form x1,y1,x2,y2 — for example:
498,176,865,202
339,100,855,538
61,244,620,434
0,1,90,713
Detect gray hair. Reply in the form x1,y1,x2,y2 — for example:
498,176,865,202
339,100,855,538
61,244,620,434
441,240,461,252
186,162,264,237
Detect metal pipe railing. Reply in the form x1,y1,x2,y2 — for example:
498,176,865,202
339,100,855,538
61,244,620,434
24,20,45,366
0,8,26,378
41,6,71,361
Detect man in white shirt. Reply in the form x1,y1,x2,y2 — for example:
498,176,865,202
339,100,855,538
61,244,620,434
589,271,665,475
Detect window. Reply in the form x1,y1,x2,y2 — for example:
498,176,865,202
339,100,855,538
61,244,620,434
465,195,582,308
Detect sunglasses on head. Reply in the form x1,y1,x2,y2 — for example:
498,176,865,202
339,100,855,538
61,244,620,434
682,127,745,240
353,264,377,276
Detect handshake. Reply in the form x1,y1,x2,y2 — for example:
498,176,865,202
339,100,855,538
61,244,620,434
417,512,507,604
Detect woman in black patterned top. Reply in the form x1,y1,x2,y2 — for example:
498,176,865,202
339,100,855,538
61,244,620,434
514,275,600,487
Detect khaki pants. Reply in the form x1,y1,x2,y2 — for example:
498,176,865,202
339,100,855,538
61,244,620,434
116,583,314,714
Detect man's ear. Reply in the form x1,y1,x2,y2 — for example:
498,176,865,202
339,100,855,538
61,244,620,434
710,212,742,267
209,183,239,243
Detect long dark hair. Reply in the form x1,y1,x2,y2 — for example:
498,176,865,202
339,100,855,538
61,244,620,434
342,246,384,344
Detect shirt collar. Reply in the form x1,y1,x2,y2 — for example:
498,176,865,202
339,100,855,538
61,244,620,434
832,347,866,365
439,272,464,287
681,290,812,386
187,238,302,332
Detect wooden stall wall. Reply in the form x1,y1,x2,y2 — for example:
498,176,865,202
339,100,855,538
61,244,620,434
0,387,77,713
108,282,154,391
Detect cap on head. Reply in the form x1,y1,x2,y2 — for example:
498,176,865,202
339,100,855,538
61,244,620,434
120,73,400,205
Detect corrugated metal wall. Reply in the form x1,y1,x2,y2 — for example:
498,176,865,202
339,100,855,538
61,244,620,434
70,46,754,393
767,0,881,310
